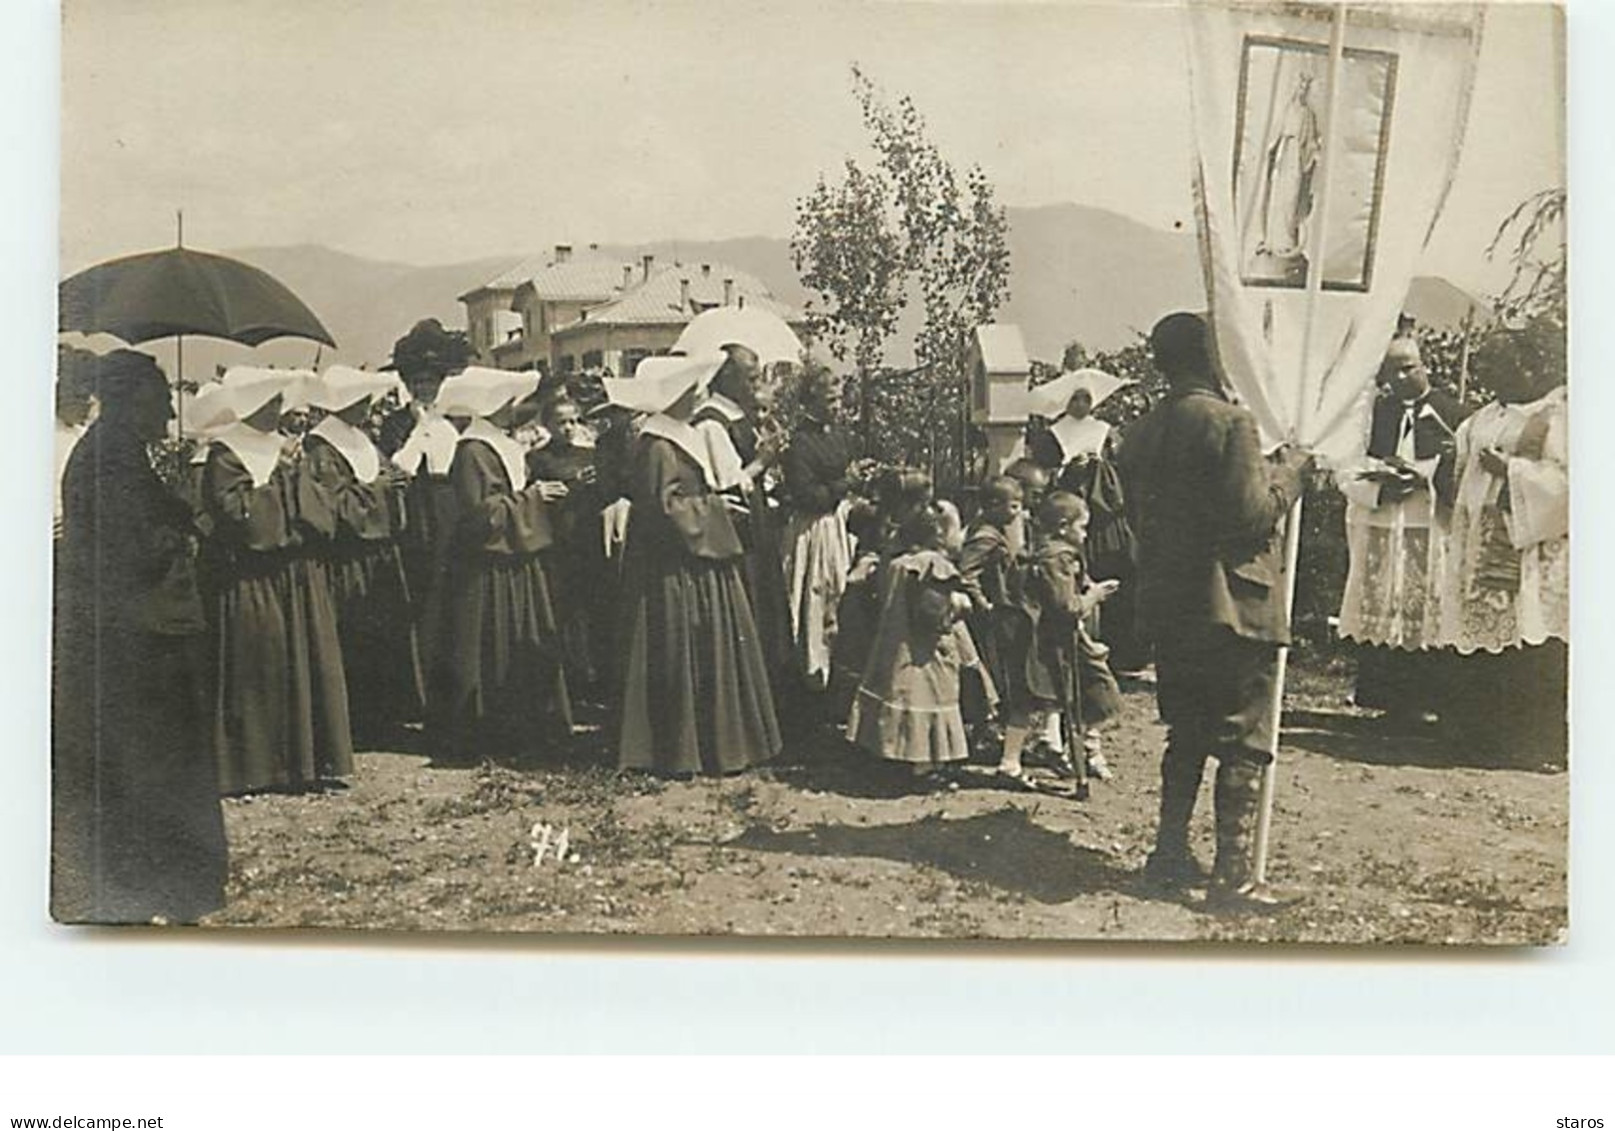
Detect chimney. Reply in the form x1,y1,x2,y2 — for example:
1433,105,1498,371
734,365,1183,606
641,254,655,283
621,264,634,289
679,277,691,311
723,277,734,306
701,263,711,278
554,244,572,264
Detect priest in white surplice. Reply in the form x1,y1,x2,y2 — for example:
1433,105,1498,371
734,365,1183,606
1337,338,1467,719
1433,335,1568,768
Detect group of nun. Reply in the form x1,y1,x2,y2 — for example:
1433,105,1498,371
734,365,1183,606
54,356,434,923
52,338,861,922
54,319,1563,927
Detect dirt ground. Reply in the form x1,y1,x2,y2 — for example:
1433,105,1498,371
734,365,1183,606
207,653,1568,945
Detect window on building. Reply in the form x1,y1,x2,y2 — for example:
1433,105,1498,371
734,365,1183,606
622,349,650,377
582,350,604,371
558,354,575,375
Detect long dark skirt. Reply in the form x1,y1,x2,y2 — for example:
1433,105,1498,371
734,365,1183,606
964,608,1033,726
1097,576,1151,674
427,554,572,761
53,628,227,923
402,473,457,675
1438,640,1569,768
739,490,792,672
1354,645,1444,717
830,573,882,719
328,541,426,747
212,557,354,794
617,555,781,775
540,544,602,701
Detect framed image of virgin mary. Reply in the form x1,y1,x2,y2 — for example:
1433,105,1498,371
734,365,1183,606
1233,35,1397,291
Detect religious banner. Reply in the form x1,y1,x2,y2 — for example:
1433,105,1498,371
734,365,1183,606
1235,37,1396,291
1187,1,1482,465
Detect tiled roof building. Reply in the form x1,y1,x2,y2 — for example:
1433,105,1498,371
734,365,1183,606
546,261,797,376
462,243,802,377
461,244,629,366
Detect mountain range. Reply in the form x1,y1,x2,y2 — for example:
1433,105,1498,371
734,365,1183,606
206,204,1489,375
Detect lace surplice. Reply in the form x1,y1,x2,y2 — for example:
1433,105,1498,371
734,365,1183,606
1440,389,1569,655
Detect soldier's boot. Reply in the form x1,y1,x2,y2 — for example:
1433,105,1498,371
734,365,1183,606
1142,741,1210,890
1206,758,1302,914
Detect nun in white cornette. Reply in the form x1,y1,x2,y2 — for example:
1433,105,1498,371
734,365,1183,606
300,366,425,747
200,367,352,794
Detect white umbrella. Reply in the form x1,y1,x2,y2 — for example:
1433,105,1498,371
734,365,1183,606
673,307,804,367
1028,367,1135,419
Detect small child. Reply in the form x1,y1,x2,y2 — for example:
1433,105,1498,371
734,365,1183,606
832,468,934,711
1003,490,1123,786
847,502,997,784
1003,458,1051,546
959,476,1029,735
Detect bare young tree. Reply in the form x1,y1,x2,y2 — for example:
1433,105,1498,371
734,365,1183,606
1487,186,1566,325
791,65,1011,486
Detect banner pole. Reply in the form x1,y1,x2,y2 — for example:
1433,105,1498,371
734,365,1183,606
1254,493,1302,884
1254,1,1347,886
175,209,186,437
1457,311,1474,401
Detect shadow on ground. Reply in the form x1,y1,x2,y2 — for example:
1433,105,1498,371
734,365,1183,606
731,806,1139,904
1279,708,1539,772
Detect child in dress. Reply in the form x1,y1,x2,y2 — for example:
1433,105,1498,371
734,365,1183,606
1008,491,1123,789
832,468,934,712
847,502,997,785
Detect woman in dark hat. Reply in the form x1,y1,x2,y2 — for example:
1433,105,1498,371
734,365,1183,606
53,350,228,923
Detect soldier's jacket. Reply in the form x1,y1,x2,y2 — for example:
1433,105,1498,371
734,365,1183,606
1117,383,1304,647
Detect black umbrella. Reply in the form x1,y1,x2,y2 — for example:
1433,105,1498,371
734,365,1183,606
59,245,336,351
60,218,336,434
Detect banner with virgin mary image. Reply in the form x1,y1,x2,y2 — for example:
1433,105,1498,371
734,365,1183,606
1235,36,1396,291
1187,1,1482,464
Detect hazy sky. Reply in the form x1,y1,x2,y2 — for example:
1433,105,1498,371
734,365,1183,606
60,0,1563,295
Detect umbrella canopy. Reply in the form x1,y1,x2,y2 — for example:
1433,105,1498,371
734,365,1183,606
59,247,336,349
1028,367,1135,419
672,306,803,367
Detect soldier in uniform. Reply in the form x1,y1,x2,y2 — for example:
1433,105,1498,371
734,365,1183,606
1118,313,1311,911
